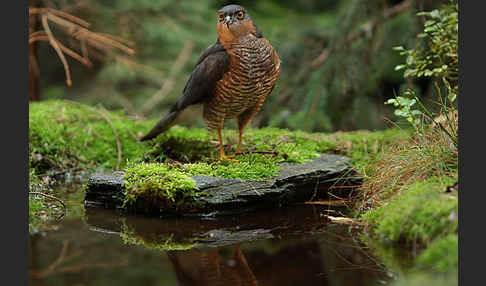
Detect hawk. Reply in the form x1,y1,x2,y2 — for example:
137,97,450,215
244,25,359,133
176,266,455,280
141,4,281,161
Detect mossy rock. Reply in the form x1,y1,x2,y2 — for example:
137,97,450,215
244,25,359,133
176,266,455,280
85,153,359,216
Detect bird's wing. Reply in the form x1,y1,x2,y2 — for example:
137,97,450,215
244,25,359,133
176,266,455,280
172,40,230,111
140,41,230,141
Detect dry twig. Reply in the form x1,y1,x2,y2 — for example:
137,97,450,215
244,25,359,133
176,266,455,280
41,14,72,86
302,200,348,206
29,7,135,89
30,8,91,27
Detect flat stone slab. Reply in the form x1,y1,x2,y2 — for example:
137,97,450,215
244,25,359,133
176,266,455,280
84,154,361,216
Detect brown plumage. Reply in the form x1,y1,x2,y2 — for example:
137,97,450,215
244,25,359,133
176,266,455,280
141,4,281,160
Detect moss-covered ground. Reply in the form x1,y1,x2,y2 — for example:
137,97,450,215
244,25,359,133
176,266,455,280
361,177,457,246
29,100,457,279
30,100,410,209
29,100,150,174
357,126,458,281
360,177,458,276
30,100,411,175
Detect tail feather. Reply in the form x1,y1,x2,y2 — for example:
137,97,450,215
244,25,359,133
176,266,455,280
140,110,180,141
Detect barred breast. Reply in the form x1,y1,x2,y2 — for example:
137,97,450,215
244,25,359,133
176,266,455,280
203,34,280,130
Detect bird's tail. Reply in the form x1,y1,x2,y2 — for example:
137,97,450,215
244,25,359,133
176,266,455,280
140,110,181,141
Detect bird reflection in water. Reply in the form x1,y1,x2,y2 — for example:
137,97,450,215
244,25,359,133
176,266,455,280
168,244,259,286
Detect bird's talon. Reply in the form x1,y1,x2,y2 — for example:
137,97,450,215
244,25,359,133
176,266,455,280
217,154,239,163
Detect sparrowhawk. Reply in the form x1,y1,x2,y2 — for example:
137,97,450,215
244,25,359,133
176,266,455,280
141,4,281,161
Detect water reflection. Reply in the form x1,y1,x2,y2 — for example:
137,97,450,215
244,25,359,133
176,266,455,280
29,183,388,286
168,245,259,286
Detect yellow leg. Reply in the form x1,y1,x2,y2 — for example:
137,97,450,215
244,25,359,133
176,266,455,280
236,129,243,154
217,128,238,162
217,128,226,159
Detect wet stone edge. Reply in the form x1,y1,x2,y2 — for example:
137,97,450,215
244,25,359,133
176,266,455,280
84,154,361,216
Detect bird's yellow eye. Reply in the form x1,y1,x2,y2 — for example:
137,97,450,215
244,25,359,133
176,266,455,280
236,11,244,19
218,14,224,21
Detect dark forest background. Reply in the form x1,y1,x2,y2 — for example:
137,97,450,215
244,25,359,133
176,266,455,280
29,0,446,133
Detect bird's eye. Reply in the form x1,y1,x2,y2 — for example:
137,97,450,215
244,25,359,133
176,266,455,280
218,14,224,21
236,11,244,19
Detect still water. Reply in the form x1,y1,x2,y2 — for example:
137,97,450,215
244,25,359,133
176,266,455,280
29,181,392,286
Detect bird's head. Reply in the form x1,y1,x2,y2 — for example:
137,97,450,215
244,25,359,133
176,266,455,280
216,4,261,44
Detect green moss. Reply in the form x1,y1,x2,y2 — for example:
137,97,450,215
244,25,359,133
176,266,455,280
355,125,458,275
312,128,413,174
120,127,412,210
122,234,196,251
30,100,414,213
28,199,44,234
183,158,280,180
134,126,323,182
122,162,201,210
360,176,458,275
29,100,153,174
388,271,458,286
120,223,196,251
361,176,457,244
28,199,43,221
148,126,321,164
416,234,458,272
143,126,411,181
30,100,411,180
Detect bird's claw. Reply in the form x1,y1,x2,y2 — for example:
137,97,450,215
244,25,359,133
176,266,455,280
217,154,239,163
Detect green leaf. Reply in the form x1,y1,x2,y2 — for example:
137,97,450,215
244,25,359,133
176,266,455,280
395,65,406,71
393,46,406,51
430,10,440,18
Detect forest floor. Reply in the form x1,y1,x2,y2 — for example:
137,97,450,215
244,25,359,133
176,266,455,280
29,100,457,284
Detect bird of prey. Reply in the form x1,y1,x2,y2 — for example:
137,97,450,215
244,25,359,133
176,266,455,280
141,4,281,161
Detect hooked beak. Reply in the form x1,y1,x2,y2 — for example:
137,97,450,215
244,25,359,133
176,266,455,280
224,15,232,29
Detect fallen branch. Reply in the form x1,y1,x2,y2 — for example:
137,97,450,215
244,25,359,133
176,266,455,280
29,191,66,211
